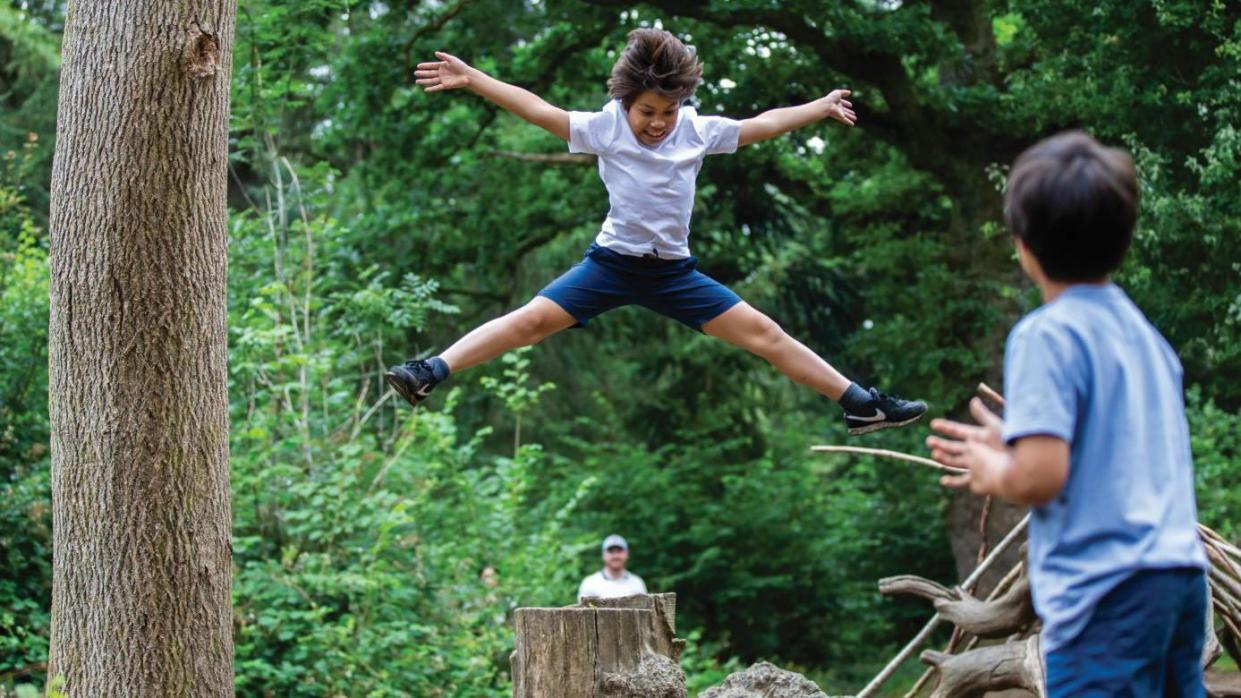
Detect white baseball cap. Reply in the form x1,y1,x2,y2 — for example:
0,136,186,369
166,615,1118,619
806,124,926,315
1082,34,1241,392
601,534,629,553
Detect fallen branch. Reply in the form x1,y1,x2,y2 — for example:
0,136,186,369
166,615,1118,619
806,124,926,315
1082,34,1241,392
904,560,1029,698
855,513,1030,698
920,635,1044,698
809,445,966,475
881,568,1034,640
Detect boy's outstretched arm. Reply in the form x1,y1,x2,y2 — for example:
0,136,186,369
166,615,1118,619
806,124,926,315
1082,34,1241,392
738,89,855,148
415,51,569,142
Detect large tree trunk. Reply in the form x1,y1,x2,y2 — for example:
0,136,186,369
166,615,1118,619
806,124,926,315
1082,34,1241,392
46,1,237,694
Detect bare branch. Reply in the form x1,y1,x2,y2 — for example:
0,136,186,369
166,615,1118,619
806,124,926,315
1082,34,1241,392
811,444,966,475
486,150,595,165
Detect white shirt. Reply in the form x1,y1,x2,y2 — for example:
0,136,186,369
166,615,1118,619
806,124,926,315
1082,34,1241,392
567,99,742,259
577,568,648,602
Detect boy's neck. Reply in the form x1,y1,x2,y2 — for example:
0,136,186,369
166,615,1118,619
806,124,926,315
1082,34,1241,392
1039,276,1111,303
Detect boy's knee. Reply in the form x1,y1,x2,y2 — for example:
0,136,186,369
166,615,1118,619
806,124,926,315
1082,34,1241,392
751,314,785,351
511,306,556,343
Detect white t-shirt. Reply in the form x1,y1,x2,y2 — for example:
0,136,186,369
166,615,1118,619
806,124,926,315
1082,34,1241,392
567,99,742,259
577,568,648,602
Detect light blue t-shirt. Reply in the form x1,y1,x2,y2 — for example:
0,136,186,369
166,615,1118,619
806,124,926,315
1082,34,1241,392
1001,283,1207,652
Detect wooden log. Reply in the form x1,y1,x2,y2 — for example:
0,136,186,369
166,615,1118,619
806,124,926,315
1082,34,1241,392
920,635,1045,698
856,514,1030,698
879,566,1035,639
511,593,686,698
903,560,1029,698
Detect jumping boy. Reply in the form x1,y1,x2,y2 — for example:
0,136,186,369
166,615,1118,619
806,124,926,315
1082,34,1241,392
928,131,1209,696
387,28,927,435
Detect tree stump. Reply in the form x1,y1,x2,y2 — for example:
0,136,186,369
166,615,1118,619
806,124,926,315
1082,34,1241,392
510,593,686,698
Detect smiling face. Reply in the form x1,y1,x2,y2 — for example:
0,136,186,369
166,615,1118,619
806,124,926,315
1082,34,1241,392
626,90,680,146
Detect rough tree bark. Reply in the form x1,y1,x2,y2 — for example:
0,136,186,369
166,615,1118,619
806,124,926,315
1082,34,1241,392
921,635,1045,698
47,1,237,694
511,593,686,698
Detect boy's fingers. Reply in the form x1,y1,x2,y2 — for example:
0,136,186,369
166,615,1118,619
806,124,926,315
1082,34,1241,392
969,397,1004,430
416,78,440,86
926,435,966,455
930,448,965,469
838,89,851,97
930,417,978,440
940,473,971,490
426,84,446,92
416,61,445,69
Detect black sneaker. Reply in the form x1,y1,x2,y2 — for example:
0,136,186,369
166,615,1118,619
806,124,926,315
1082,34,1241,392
384,359,441,407
843,387,928,435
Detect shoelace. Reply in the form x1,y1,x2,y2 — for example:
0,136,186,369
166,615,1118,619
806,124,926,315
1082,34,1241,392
402,359,436,382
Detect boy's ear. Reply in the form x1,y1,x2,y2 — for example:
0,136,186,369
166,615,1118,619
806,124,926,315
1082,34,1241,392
1013,236,1041,283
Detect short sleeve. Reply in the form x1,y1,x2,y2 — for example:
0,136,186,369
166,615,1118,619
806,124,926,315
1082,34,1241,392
694,114,742,155
1001,318,1081,445
568,106,619,155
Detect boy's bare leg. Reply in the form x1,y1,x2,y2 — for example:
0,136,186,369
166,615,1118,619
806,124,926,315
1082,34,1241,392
702,302,851,399
440,296,577,372
702,301,927,434
386,297,575,407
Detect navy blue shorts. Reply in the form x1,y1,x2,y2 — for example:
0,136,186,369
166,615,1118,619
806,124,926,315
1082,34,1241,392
537,243,743,331
1044,567,1208,698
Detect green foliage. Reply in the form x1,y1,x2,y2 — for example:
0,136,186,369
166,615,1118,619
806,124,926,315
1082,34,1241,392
0,133,49,691
1189,388,1241,541
0,5,59,216
1,0,1239,694
481,347,556,455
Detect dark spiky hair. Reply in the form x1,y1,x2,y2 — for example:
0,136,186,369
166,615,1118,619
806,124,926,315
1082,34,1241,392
1005,131,1139,281
606,28,703,109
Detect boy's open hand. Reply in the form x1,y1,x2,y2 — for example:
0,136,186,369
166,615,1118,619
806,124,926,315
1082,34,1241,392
415,51,472,92
927,398,1010,494
823,89,857,126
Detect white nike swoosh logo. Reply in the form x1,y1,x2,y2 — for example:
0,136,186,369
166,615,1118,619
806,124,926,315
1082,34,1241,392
414,384,434,397
851,409,886,423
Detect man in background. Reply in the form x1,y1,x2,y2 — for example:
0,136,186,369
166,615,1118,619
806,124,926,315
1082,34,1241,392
578,534,648,601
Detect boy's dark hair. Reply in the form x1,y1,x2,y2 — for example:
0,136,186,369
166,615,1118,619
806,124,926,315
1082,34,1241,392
607,28,703,109
1005,131,1139,282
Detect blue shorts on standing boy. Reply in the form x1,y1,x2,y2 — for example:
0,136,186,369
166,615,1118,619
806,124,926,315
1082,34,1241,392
928,131,1209,697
